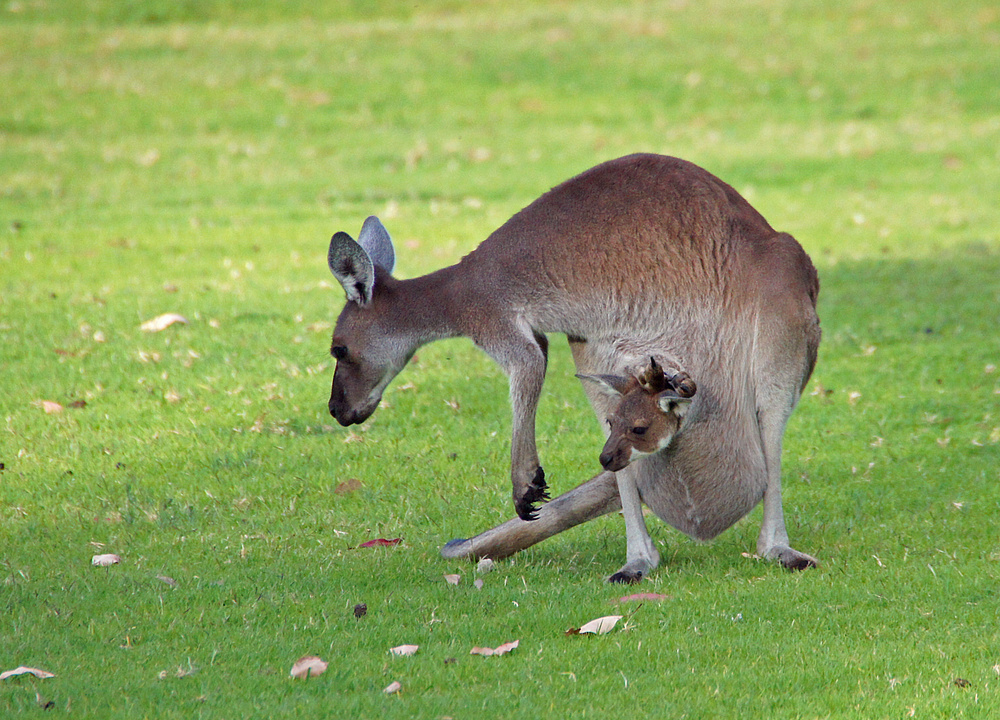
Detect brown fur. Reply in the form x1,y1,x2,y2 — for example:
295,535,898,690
327,154,820,577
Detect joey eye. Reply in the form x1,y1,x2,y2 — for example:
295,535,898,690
631,426,648,436
332,345,348,361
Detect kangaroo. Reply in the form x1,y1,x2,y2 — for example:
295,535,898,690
326,153,821,581
577,357,697,474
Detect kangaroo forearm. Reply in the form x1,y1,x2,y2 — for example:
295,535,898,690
441,472,621,560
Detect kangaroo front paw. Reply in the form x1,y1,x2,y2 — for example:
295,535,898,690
514,466,550,521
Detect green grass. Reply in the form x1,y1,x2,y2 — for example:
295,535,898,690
2,0,999,717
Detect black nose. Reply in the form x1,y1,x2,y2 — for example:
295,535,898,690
599,452,614,468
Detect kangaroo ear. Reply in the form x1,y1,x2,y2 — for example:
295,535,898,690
576,373,631,398
666,371,697,398
328,231,376,306
656,390,694,414
358,216,395,274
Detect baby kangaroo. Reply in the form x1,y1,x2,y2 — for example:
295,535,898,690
578,357,697,474
578,358,698,583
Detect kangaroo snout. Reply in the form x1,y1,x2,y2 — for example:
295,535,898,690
328,386,379,426
599,442,630,473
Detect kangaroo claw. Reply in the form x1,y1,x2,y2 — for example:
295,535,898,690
515,467,550,521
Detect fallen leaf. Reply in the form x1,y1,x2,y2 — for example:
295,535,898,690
353,603,367,619
92,554,121,567
156,575,177,587
470,640,519,657
0,667,55,681
35,400,63,414
140,313,188,333
578,615,622,635
358,538,401,548
614,593,671,603
444,574,461,585
69,399,87,409
474,578,484,590
390,645,419,657
383,680,402,694
476,558,495,574
335,478,362,495
289,656,328,679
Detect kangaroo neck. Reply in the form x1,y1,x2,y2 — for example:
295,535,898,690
387,263,472,344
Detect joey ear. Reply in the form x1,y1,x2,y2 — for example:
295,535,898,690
358,216,395,274
328,231,376,306
656,390,693,414
576,373,631,398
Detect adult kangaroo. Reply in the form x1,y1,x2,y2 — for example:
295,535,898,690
327,153,821,581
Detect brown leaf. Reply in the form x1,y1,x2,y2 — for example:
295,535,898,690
358,538,401,548
140,313,188,333
91,553,121,567
0,667,55,681
383,680,402,694
335,478,363,495
353,603,367,619
470,640,519,657
289,656,327,679
444,574,461,585
156,575,177,587
389,645,419,657
35,400,63,414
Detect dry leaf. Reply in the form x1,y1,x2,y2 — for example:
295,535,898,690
390,645,419,657
334,478,362,495
470,640,519,657
476,558,495,574
289,656,327,679
353,603,367,619
140,313,188,333
444,574,461,585
358,538,401,548
383,680,402,694
615,593,671,603
578,615,622,635
156,575,177,587
474,578,484,590
0,667,55,681
92,554,121,567
36,400,63,414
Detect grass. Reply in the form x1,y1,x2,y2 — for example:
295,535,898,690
2,0,999,716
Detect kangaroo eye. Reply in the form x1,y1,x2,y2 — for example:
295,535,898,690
631,426,647,436
332,345,348,361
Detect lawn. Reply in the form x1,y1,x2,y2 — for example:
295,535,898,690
2,0,999,717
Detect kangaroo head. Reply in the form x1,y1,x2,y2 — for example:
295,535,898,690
578,358,696,472
327,216,410,426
